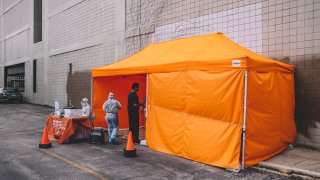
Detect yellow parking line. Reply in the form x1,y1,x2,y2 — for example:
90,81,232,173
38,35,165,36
39,149,108,180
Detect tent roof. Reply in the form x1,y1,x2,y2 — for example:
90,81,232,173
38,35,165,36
92,32,294,77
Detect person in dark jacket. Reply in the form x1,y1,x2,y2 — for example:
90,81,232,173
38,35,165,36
127,82,142,143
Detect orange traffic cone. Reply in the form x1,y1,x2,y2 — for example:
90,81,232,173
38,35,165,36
123,131,136,157
39,127,52,148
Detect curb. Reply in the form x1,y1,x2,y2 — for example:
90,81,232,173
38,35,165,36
256,162,320,179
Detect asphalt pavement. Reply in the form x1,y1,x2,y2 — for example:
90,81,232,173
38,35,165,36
0,103,289,180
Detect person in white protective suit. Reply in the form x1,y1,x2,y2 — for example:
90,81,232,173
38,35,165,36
102,92,122,144
81,98,94,120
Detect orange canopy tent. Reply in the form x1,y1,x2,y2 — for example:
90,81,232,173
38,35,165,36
92,32,296,169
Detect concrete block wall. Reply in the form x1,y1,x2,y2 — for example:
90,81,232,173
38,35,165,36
3,0,30,36
34,42,43,58
46,0,124,107
48,0,115,51
3,0,19,10
23,58,46,105
2,0,33,102
0,0,3,87
0,41,2,64
31,40,45,104
48,43,115,107
124,0,320,149
23,60,32,101
0,15,2,43
4,29,31,64
48,0,70,11
1,0,125,106
0,0,47,105
3,0,31,66
33,58,45,104
0,67,2,87
0,0,33,92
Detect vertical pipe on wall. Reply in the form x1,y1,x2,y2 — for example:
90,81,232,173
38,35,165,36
241,70,248,170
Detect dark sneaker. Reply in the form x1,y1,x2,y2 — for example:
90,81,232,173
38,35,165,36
111,137,117,145
133,139,140,144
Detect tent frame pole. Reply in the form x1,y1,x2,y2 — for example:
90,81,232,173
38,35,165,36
145,74,148,123
91,77,93,106
241,70,248,170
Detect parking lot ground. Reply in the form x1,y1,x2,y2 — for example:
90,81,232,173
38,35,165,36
0,103,288,180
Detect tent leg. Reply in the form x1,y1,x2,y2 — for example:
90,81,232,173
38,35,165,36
91,77,93,105
145,75,148,119
143,75,148,144
241,70,248,170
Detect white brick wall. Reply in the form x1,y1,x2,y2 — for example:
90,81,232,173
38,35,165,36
0,41,2,63
48,0,70,12
0,67,3,87
126,0,263,55
0,0,3,70
48,43,115,107
0,15,2,40
0,0,32,97
1,0,31,69
3,0,19,10
3,0,30,36
23,58,46,105
48,0,115,51
44,0,123,107
151,3,263,54
33,58,45,104
23,61,32,102
34,41,43,58
4,29,30,63
0,0,123,106
0,0,2,13
23,59,47,105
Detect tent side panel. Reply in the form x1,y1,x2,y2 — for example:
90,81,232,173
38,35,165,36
92,75,146,128
146,70,244,169
245,71,296,167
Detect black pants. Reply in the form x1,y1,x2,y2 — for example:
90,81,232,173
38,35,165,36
128,111,139,142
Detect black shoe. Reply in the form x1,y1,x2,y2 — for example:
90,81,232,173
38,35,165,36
133,139,140,144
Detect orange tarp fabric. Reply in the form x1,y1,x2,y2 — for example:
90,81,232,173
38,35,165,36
93,75,146,128
245,71,296,167
46,115,93,144
92,33,293,77
146,70,244,169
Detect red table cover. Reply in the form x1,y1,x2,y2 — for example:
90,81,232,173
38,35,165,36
45,115,93,144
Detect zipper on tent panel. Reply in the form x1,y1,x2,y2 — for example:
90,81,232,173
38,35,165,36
241,70,248,170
